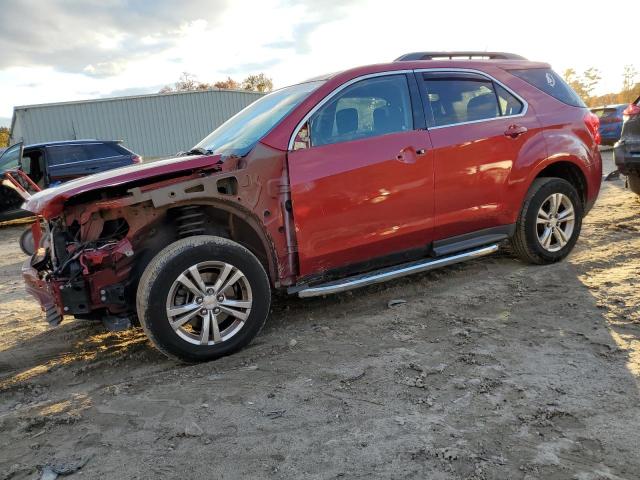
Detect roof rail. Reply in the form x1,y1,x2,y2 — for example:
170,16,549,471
395,51,527,61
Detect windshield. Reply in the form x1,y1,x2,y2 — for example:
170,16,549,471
0,143,22,172
195,80,324,156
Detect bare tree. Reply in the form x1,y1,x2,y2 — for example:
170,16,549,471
620,65,639,103
160,72,273,94
213,77,241,90
582,67,602,100
563,67,602,106
0,127,9,148
242,73,273,93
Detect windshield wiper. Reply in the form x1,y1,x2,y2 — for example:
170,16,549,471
178,147,213,156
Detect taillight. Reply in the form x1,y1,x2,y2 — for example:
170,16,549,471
584,112,601,145
623,103,640,122
132,155,143,164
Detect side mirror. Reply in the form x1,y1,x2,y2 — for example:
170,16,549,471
21,156,31,173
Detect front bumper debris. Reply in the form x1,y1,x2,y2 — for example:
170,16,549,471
22,259,63,326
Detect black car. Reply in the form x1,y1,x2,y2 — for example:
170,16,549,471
0,139,142,221
614,97,640,196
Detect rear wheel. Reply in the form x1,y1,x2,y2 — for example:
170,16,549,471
511,178,583,265
137,235,271,362
627,173,640,196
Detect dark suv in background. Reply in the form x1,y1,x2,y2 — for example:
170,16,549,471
0,139,141,221
614,97,640,196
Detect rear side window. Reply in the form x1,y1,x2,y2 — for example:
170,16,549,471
422,73,522,127
47,145,87,165
509,68,586,108
495,84,524,116
47,143,125,165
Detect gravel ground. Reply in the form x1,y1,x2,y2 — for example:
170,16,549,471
1,151,639,480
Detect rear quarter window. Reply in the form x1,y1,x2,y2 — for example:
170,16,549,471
83,143,126,159
509,68,586,108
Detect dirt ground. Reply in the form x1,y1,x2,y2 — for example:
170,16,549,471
1,151,639,480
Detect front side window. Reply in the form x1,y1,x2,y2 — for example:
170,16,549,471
306,74,413,148
0,143,22,171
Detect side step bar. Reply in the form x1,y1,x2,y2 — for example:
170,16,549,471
296,244,499,298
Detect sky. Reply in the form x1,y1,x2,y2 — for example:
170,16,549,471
0,0,636,126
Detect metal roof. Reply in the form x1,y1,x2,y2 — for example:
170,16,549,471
10,88,264,158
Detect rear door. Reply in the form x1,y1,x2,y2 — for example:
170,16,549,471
416,70,542,241
46,142,132,183
288,73,434,276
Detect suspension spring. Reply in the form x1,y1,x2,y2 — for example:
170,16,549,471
176,205,206,238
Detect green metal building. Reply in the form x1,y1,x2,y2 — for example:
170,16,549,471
10,88,263,158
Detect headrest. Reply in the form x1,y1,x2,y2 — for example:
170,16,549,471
466,93,498,121
336,108,358,135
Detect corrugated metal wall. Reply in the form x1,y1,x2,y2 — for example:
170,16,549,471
10,89,264,158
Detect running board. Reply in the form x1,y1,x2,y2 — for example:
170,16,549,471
296,244,500,298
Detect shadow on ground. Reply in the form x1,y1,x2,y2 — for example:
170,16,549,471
0,178,638,479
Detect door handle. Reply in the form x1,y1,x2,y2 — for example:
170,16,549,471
396,147,426,162
504,124,528,138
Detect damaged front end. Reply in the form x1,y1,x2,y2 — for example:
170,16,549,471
23,202,158,327
21,145,295,329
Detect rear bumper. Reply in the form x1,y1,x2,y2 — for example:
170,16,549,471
614,140,640,174
600,131,621,143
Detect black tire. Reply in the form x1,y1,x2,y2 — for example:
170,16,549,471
511,177,583,265
136,235,271,362
19,227,35,256
628,173,640,196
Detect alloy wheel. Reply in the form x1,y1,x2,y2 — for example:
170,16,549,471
536,193,575,252
165,261,253,346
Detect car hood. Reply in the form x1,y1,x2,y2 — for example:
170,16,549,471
23,154,222,218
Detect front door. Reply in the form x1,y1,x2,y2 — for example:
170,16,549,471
417,70,543,240
288,73,434,277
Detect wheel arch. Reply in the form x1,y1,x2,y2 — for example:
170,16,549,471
161,199,280,287
530,158,589,207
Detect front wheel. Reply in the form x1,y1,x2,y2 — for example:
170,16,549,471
19,227,35,256
137,235,271,362
511,177,583,265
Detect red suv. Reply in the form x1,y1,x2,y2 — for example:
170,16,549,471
21,52,602,362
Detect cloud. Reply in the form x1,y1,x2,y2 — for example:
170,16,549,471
263,0,364,55
99,85,166,98
0,117,11,128
221,58,283,75
0,0,231,77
